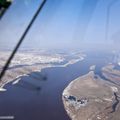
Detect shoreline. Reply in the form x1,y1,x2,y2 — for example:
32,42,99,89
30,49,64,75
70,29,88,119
0,56,84,91
62,64,120,120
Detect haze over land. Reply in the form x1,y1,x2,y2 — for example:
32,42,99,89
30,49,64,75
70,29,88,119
0,0,120,51
0,0,120,120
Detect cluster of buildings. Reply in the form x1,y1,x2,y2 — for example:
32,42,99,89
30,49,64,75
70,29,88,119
63,95,88,110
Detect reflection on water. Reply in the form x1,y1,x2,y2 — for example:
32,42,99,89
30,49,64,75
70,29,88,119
0,53,113,120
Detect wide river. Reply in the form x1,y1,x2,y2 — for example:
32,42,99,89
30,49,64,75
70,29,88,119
0,53,112,120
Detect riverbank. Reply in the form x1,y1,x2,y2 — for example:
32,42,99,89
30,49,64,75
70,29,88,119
62,68,120,120
0,51,85,90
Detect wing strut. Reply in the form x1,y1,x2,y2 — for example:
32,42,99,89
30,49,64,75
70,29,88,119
0,0,47,81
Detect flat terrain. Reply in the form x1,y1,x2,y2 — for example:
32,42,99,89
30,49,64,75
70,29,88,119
102,64,120,85
62,66,120,120
0,51,85,88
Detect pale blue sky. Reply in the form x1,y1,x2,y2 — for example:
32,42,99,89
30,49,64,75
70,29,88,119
0,0,120,51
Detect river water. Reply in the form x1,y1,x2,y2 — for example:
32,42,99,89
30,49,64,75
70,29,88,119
0,53,113,120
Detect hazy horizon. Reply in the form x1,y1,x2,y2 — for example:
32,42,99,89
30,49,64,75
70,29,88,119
0,0,120,51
